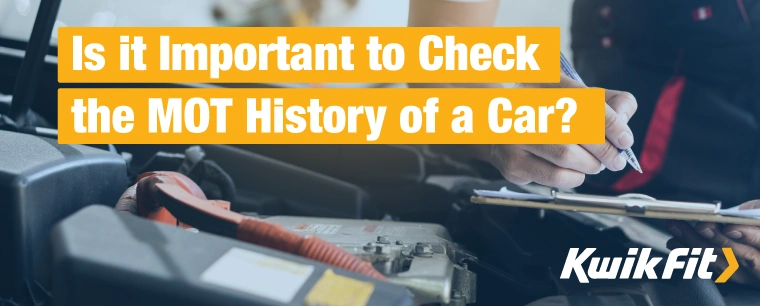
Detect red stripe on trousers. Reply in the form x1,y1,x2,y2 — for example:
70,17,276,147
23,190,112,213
612,76,686,192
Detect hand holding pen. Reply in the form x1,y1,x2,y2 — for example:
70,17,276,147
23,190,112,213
559,53,642,173
468,53,641,188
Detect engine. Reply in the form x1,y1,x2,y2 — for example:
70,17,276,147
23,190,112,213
0,133,755,306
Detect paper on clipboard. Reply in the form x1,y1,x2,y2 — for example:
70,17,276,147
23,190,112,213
473,187,551,201
720,206,760,219
473,187,760,220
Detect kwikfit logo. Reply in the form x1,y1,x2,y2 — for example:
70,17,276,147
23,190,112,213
560,248,738,283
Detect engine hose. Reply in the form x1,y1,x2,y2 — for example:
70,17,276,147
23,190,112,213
120,171,386,281
237,218,385,279
116,171,219,227
114,183,138,215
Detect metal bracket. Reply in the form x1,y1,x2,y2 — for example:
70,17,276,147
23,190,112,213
9,0,62,126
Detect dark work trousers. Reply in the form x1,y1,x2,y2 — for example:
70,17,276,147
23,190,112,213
572,0,760,208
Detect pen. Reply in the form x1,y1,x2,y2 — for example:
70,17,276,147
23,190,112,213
559,52,643,173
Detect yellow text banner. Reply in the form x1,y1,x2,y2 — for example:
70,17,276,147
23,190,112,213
57,27,560,84
58,88,604,145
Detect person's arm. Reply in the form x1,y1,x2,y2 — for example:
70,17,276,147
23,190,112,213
409,0,500,27
407,0,638,189
408,0,500,93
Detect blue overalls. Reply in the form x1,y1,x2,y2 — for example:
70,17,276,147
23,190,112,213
573,0,760,207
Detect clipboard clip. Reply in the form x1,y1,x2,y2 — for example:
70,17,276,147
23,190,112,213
617,193,657,214
550,189,722,215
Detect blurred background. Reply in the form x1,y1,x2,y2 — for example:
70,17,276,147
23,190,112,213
0,0,574,56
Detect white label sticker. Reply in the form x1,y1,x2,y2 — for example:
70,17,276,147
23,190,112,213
379,226,407,236
361,225,407,236
293,224,343,235
201,247,314,303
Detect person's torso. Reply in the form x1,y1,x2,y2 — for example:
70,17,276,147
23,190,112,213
572,0,760,84
571,0,760,207
572,0,760,44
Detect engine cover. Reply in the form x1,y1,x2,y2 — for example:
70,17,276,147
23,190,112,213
0,131,127,302
51,206,413,306
264,216,477,305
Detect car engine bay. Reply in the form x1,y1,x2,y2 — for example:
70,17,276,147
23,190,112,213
2,133,760,306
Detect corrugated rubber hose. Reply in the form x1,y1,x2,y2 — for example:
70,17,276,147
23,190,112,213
115,171,386,281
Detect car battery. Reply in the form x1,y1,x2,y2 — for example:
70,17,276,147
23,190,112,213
0,130,127,303
51,206,413,306
263,216,477,306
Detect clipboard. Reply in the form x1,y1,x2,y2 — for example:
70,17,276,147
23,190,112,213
470,189,760,226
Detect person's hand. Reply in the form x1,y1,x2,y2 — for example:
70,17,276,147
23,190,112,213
667,200,760,288
483,76,638,188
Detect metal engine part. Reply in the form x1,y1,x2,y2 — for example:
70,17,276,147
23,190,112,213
264,216,477,305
